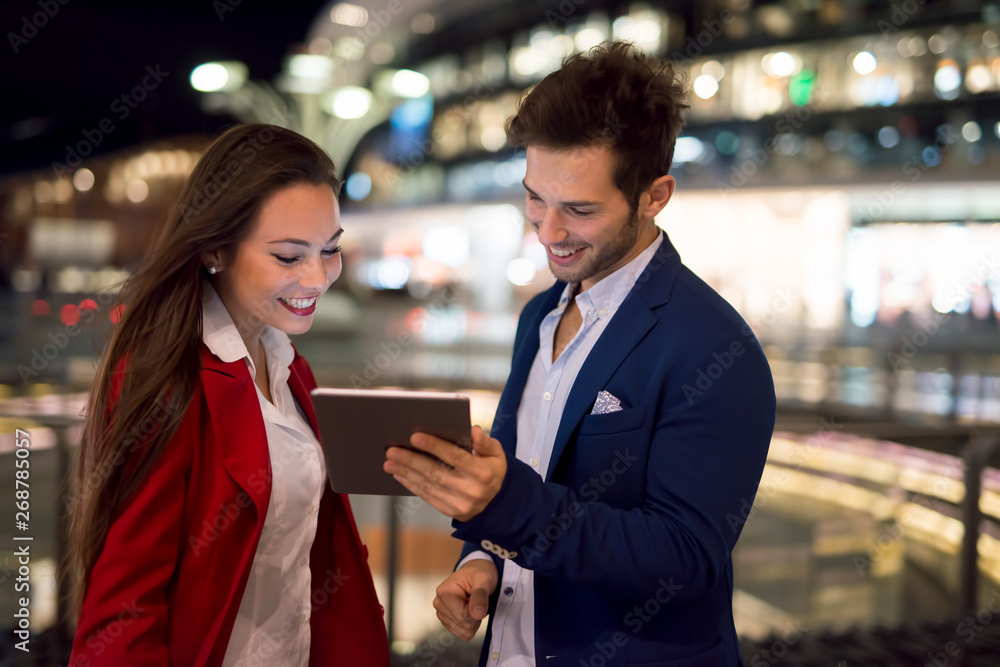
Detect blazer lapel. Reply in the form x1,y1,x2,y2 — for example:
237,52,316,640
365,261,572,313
545,233,682,480
200,347,271,521
545,297,656,480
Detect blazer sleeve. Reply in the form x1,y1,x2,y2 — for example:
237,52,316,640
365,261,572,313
69,391,196,665
457,541,502,573
450,332,776,605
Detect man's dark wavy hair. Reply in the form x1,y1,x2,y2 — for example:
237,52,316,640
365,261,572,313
505,40,689,213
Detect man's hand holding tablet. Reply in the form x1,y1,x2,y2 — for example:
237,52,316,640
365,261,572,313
383,425,507,522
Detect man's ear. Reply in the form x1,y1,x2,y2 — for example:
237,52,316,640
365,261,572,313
638,175,676,220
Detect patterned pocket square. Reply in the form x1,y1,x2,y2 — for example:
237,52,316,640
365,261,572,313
591,390,624,415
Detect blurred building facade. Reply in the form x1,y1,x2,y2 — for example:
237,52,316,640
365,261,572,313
2,1,1000,664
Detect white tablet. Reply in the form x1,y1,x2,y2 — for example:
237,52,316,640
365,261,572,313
310,388,472,496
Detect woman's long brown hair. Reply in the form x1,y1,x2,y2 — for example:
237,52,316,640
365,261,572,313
65,123,341,621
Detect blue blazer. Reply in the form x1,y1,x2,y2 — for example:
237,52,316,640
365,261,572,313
453,232,776,666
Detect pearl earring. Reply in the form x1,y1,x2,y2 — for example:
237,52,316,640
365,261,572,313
208,266,217,274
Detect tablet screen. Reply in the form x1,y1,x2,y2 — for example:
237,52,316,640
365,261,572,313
310,388,472,496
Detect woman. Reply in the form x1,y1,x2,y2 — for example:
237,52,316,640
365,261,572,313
66,124,390,666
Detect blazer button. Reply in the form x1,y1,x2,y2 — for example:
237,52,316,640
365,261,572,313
481,539,494,551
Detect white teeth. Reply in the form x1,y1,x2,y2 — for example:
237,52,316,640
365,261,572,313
279,296,317,310
550,247,578,257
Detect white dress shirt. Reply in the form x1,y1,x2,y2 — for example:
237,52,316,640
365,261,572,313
458,234,664,665
202,281,328,667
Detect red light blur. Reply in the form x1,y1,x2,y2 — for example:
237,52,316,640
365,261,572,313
60,304,80,326
31,300,49,316
405,308,428,331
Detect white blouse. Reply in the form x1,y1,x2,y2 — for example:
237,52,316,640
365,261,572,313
202,281,327,667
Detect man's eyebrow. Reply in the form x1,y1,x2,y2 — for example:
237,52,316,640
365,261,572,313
267,229,344,247
522,180,601,208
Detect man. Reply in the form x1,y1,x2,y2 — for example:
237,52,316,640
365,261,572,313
384,41,776,666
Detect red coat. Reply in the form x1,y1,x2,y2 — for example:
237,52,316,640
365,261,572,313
70,345,390,666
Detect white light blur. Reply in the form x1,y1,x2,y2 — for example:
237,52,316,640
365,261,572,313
125,179,148,203
930,226,974,314
896,37,911,58
966,63,992,93
876,74,900,106
392,69,430,97
330,3,368,26
934,63,961,98
371,257,410,290
289,54,333,79
993,272,1000,315
574,27,605,52
908,37,928,57
612,14,661,51
673,137,705,163
72,168,94,192
928,34,947,54
480,126,507,152
512,46,542,76
694,74,719,99
702,60,725,80
530,29,553,47
763,51,799,77
612,15,634,38
629,18,661,44
324,87,372,119
524,242,548,270
551,34,574,58
12,269,41,292
962,121,982,142
853,51,877,75
507,258,536,286
55,268,87,293
995,121,1000,140
334,36,365,61
190,63,230,92
423,227,470,267
845,228,879,327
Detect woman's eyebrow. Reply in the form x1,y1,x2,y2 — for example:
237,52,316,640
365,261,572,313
267,229,344,246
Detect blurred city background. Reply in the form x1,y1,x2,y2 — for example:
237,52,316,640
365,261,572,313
2,0,1000,664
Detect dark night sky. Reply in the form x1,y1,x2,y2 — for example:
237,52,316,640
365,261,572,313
1,0,328,175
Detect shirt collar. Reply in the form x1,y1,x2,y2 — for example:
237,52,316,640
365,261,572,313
201,279,296,380
556,231,665,319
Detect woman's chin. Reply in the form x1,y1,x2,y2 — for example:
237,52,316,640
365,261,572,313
272,315,314,336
